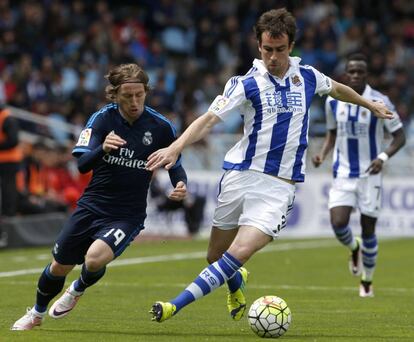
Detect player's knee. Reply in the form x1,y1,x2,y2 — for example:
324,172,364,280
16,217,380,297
50,260,74,277
84,253,106,272
227,244,253,264
331,217,348,229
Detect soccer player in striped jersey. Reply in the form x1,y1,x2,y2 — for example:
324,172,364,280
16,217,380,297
147,9,394,322
11,64,188,330
312,53,405,297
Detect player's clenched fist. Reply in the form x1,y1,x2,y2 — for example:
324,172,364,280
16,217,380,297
103,130,126,153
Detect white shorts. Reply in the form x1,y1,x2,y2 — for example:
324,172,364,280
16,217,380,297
212,170,296,238
328,174,382,218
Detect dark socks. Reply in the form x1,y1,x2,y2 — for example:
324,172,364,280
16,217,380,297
73,264,106,292
35,264,66,313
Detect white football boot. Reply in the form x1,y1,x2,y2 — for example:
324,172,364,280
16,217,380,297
359,281,374,298
11,307,44,330
49,281,83,319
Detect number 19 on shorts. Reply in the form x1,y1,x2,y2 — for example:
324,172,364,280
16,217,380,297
103,228,126,246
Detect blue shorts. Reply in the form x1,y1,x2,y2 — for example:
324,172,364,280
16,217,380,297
52,207,145,265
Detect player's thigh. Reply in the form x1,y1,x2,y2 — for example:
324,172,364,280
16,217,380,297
212,170,245,229
53,207,99,265
95,219,144,259
207,226,239,263
328,178,358,210
329,206,353,228
240,173,296,238
358,174,382,218
85,239,115,271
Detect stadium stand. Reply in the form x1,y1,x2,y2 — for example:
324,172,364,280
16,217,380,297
0,0,413,244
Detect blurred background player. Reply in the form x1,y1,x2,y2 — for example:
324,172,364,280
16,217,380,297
312,53,405,297
0,104,22,217
11,63,188,330
147,9,393,322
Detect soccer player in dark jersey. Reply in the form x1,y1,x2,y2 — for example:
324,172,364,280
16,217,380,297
11,63,188,330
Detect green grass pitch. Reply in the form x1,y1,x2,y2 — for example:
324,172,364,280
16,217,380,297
1,237,413,341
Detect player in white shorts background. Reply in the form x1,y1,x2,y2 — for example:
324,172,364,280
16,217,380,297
146,9,395,323
313,53,405,297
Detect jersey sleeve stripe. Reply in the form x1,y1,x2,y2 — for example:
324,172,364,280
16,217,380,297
145,106,177,137
224,76,239,97
85,103,116,128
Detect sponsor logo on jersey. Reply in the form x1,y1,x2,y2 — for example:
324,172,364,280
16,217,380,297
142,131,153,145
76,128,92,146
102,154,148,170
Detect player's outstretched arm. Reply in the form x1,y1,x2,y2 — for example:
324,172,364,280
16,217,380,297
312,129,336,168
147,111,221,171
329,80,393,119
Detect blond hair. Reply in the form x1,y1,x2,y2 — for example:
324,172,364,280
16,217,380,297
105,63,150,101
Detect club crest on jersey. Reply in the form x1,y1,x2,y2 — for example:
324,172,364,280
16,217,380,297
361,111,367,117
291,75,302,86
142,131,153,145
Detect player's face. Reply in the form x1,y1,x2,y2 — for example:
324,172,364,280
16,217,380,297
116,83,147,123
258,32,294,78
346,61,367,93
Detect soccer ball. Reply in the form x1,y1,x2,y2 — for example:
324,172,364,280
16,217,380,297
247,295,291,338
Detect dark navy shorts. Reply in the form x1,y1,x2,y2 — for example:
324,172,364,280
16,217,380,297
52,207,145,265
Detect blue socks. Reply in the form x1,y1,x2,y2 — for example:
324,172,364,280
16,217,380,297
361,235,378,281
333,225,358,250
171,252,242,312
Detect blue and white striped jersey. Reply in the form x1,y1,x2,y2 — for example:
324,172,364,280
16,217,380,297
208,57,332,182
325,85,403,178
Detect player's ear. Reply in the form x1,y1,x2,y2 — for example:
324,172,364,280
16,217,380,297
288,41,295,53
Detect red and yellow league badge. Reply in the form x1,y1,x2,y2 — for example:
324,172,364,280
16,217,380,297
76,128,92,146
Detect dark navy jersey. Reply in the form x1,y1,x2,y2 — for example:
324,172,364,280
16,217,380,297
72,103,181,220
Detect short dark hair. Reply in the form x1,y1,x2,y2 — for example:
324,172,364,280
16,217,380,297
254,8,297,45
346,53,368,72
347,53,368,64
105,63,150,101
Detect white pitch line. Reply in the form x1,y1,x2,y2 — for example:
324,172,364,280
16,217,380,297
4,280,413,294
0,240,338,278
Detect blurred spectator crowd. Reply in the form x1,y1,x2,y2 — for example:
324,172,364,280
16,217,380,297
0,0,413,216
1,0,414,135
